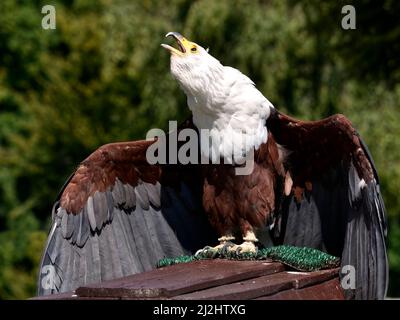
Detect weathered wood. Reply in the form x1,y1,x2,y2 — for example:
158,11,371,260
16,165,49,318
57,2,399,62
286,268,340,289
76,260,284,298
173,268,339,300
255,278,344,300
30,290,122,300
33,260,343,300
30,291,78,300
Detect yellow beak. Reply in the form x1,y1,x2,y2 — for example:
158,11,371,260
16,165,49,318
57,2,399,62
161,32,193,56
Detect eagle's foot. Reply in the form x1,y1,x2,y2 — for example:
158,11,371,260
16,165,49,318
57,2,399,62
228,241,258,255
228,231,259,255
195,235,235,258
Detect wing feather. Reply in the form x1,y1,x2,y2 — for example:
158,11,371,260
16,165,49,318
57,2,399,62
37,132,216,296
267,108,388,299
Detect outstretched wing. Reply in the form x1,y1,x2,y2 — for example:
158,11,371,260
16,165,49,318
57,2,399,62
37,124,216,295
267,108,388,299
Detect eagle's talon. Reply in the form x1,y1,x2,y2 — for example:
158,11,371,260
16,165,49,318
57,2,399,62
227,241,258,256
223,241,234,249
235,247,243,255
195,245,221,258
220,241,235,255
195,237,237,258
195,247,209,257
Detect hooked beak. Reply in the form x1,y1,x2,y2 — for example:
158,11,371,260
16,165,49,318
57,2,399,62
161,32,191,56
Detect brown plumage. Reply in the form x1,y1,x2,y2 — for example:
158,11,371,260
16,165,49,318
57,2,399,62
38,111,388,300
267,111,375,188
60,140,159,214
59,122,285,243
202,133,285,237
58,110,374,245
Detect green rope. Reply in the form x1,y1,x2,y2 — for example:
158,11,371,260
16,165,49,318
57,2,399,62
157,245,340,272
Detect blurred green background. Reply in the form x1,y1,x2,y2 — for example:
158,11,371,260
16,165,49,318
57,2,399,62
0,0,399,299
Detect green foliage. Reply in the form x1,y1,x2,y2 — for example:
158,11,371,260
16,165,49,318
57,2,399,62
0,0,399,298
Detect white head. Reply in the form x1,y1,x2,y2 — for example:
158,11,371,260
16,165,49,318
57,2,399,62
161,32,272,166
161,32,223,98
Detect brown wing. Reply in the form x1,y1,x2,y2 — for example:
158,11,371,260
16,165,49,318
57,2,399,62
267,108,388,299
38,121,216,296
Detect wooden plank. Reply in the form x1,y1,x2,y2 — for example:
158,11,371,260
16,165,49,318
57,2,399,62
76,260,284,298
286,268,340,289
255,278,345,300
173,268,339,300
30,291,120,300
30,291,77,300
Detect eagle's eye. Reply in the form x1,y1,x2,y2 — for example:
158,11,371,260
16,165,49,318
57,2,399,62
191,46,197,52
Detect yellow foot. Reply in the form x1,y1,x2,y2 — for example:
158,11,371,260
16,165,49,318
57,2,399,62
195,235,235,257
194,244,223,258
228,241,258,254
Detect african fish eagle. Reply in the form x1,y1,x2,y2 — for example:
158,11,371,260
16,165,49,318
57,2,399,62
38,32,388,299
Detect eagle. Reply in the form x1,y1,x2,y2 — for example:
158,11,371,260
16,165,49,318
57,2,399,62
38,32,388,299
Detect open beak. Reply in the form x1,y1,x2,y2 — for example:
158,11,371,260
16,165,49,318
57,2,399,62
161,32,190,56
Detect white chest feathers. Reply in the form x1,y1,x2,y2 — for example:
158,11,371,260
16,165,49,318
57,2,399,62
187,66,274,164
